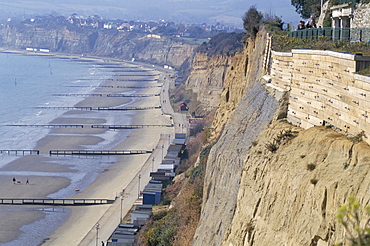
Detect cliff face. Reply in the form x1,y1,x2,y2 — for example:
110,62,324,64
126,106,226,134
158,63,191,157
192,29,370,245
210,31,269,138
223,122,370,246
193,82,285,245
1,26,92,54
184,52,231,112
0,25,196,68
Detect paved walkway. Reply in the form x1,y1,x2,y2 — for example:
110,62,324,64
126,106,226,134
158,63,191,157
82,70,187,245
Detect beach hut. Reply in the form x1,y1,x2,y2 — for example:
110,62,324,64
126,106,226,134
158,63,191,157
178,102,188,111
131,210,152,226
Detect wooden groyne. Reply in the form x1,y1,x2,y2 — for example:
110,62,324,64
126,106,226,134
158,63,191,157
112,70,150,72
50,150,153,156
91,124,173,129
107,93,159,97
116,79,157,82
0,198,114,206
111,74,159,77
0,150,39,155
7,124,172,129
35,106,93,111
77,78,114,81
97,106,161,111
52,93,159,97
65,85,160,88
7,124,84,128
35,106,161,111
65,85,114,88
116,85,161,88
52,93,103,97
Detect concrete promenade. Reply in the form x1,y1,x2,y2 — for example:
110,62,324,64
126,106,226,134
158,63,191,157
81,71,187,246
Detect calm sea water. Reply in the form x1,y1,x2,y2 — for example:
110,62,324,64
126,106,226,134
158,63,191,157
0,53,136,245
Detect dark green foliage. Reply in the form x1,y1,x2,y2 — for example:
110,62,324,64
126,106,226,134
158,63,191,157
349,131,365,143
265,129,297,152
266,141,278,152
189,144,213,183
291,0,321,18
310,178,318,185
307,163,316,171
242,6,263,39
196,32,244,57
144,209,179,246
151,210,168,221
273,35,370,59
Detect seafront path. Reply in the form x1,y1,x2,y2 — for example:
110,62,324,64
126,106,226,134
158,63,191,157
80,66,187,246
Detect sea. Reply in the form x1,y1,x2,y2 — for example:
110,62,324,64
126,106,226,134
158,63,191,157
0,52,136,245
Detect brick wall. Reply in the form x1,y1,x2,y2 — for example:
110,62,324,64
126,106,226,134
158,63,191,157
270,49,370,144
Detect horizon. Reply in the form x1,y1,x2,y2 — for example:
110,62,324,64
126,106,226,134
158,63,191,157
0,0,301,27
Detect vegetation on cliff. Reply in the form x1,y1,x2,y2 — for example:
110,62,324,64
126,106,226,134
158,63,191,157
336,196,370,246
196,32,244,57
136,115,214,246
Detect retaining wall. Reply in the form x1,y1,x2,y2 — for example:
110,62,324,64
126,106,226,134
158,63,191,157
270,49,370,144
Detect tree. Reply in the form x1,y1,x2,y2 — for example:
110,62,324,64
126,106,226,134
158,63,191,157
242,6,263,39
291,0,321,19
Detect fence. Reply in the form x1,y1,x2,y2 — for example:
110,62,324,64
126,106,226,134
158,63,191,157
289,28,370,42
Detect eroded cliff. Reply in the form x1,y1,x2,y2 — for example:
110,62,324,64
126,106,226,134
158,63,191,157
0,25,196,68
192,29,370,245
210,31,269,138
184,52,231,112
223,121,370,246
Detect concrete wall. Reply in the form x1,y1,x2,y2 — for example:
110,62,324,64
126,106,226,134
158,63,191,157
270,49,370,144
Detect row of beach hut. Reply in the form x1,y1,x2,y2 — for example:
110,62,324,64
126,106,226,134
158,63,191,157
107,133,187,245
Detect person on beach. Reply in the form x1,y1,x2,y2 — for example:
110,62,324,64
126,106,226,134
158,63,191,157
13,177,16,184
26,178,29,184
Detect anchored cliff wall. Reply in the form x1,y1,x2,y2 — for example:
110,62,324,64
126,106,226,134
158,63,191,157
271,49,370,145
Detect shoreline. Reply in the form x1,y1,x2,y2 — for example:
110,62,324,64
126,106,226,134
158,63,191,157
0,50,176,245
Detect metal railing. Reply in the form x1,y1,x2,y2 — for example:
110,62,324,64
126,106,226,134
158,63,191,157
289,27,370,42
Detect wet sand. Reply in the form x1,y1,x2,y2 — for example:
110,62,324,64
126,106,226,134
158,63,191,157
0,55,174,245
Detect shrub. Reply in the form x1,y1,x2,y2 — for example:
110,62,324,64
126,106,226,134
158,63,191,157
300,154,306,158
307,163,316,171
335,196,370,246
349,131,365,143
265,141,278,152
310,178,318,185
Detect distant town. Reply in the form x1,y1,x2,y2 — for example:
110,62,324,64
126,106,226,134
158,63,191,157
1,13,243,40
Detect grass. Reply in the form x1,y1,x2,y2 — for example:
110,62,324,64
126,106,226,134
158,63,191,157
348,131,365,143
273,35,370,57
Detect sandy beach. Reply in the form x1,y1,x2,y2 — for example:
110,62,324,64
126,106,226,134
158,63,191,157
0,54,177,245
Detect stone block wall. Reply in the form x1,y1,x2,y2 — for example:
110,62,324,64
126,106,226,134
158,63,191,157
270,49,370,144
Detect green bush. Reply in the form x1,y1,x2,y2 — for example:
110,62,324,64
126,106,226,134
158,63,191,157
310,178,318,185
336,196,370,246
307,163,316,171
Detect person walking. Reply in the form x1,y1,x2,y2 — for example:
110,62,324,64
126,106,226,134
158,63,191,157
13,177,16,184
26,178,29,184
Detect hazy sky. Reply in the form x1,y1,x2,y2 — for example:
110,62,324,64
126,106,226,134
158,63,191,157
0,0,301,27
